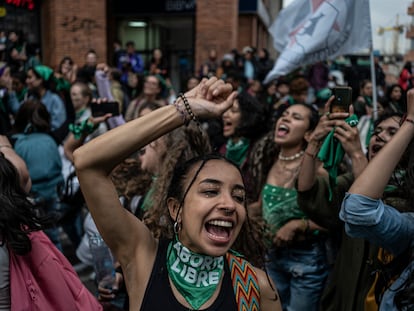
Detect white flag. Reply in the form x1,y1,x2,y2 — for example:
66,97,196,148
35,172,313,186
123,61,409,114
264,0,372,84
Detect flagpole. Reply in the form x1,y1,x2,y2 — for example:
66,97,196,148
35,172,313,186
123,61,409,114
370,50,378,120
368,0,378,120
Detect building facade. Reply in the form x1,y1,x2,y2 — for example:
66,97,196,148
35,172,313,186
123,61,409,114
3,0,279,89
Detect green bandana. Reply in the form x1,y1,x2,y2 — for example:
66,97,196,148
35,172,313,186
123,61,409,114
68,119,97,139
55,77,71,92
225,138,250,167
16,88,27,102
166,239,224,310
34,65,53,81
75,108,88,121
364,95,373,107
317,114,358,200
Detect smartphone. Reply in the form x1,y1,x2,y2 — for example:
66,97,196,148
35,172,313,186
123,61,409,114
91,101,120,117
331,86,352,113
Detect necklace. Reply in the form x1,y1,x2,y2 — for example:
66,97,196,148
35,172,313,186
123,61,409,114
278,150,304,161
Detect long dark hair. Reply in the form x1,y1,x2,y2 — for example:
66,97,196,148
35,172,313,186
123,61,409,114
385,84,406,112
11,99,51,134
248,101,319,199
0,153,52,255
27,66,57,95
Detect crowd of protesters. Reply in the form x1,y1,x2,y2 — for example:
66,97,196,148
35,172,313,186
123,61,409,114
0,28,414,311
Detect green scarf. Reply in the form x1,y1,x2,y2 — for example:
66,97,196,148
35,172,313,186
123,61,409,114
167,238,224,310
364,95,372,108
225,138,250,167
16,88,27,102
55,77,71,92
68,119,97,139
141,176,157,212
75,108,87,120
317,114,359,200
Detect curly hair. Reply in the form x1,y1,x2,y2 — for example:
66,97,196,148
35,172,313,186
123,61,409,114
143,122,212,238
248,131,280,200
233,92,270,140
110,157,153,208
0,153,52,255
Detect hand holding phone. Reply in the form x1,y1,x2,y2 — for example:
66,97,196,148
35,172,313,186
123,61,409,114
330,86,352,113
91,101,120,117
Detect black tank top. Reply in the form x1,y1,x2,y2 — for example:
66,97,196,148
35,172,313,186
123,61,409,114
140,239,238,311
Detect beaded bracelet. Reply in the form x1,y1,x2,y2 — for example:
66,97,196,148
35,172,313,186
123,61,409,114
304,149,317,159
178,93,201,128
304,140,321,159
173,97,190,126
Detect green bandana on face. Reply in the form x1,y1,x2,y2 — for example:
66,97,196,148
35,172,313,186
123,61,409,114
166,239,224,309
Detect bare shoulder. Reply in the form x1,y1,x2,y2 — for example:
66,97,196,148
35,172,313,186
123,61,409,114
254,267,283,311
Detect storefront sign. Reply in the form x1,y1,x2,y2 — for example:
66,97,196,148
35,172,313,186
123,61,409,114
113,0,195,15
165,0,195,12
5,0,35,11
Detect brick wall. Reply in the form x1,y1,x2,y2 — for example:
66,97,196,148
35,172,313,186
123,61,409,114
238,15,255,51
41,0,107,70
195,0,238,75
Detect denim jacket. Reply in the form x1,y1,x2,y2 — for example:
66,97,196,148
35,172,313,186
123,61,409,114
340,193,414,311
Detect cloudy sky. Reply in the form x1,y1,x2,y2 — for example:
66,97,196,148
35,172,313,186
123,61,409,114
283,0,413,55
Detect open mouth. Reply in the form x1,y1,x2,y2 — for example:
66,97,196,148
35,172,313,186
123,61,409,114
276,124,289,137
205,220,233,241
372,144,382,153
223,121,232,128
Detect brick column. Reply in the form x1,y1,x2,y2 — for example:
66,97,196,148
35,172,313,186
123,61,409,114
41,0,107,69
195,0,238,76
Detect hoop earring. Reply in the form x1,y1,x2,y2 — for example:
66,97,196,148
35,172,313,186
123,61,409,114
173,221,181,234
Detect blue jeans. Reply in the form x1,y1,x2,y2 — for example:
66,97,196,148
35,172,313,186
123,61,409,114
42,197,63,252
58,201,83,248
266,241,328,311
